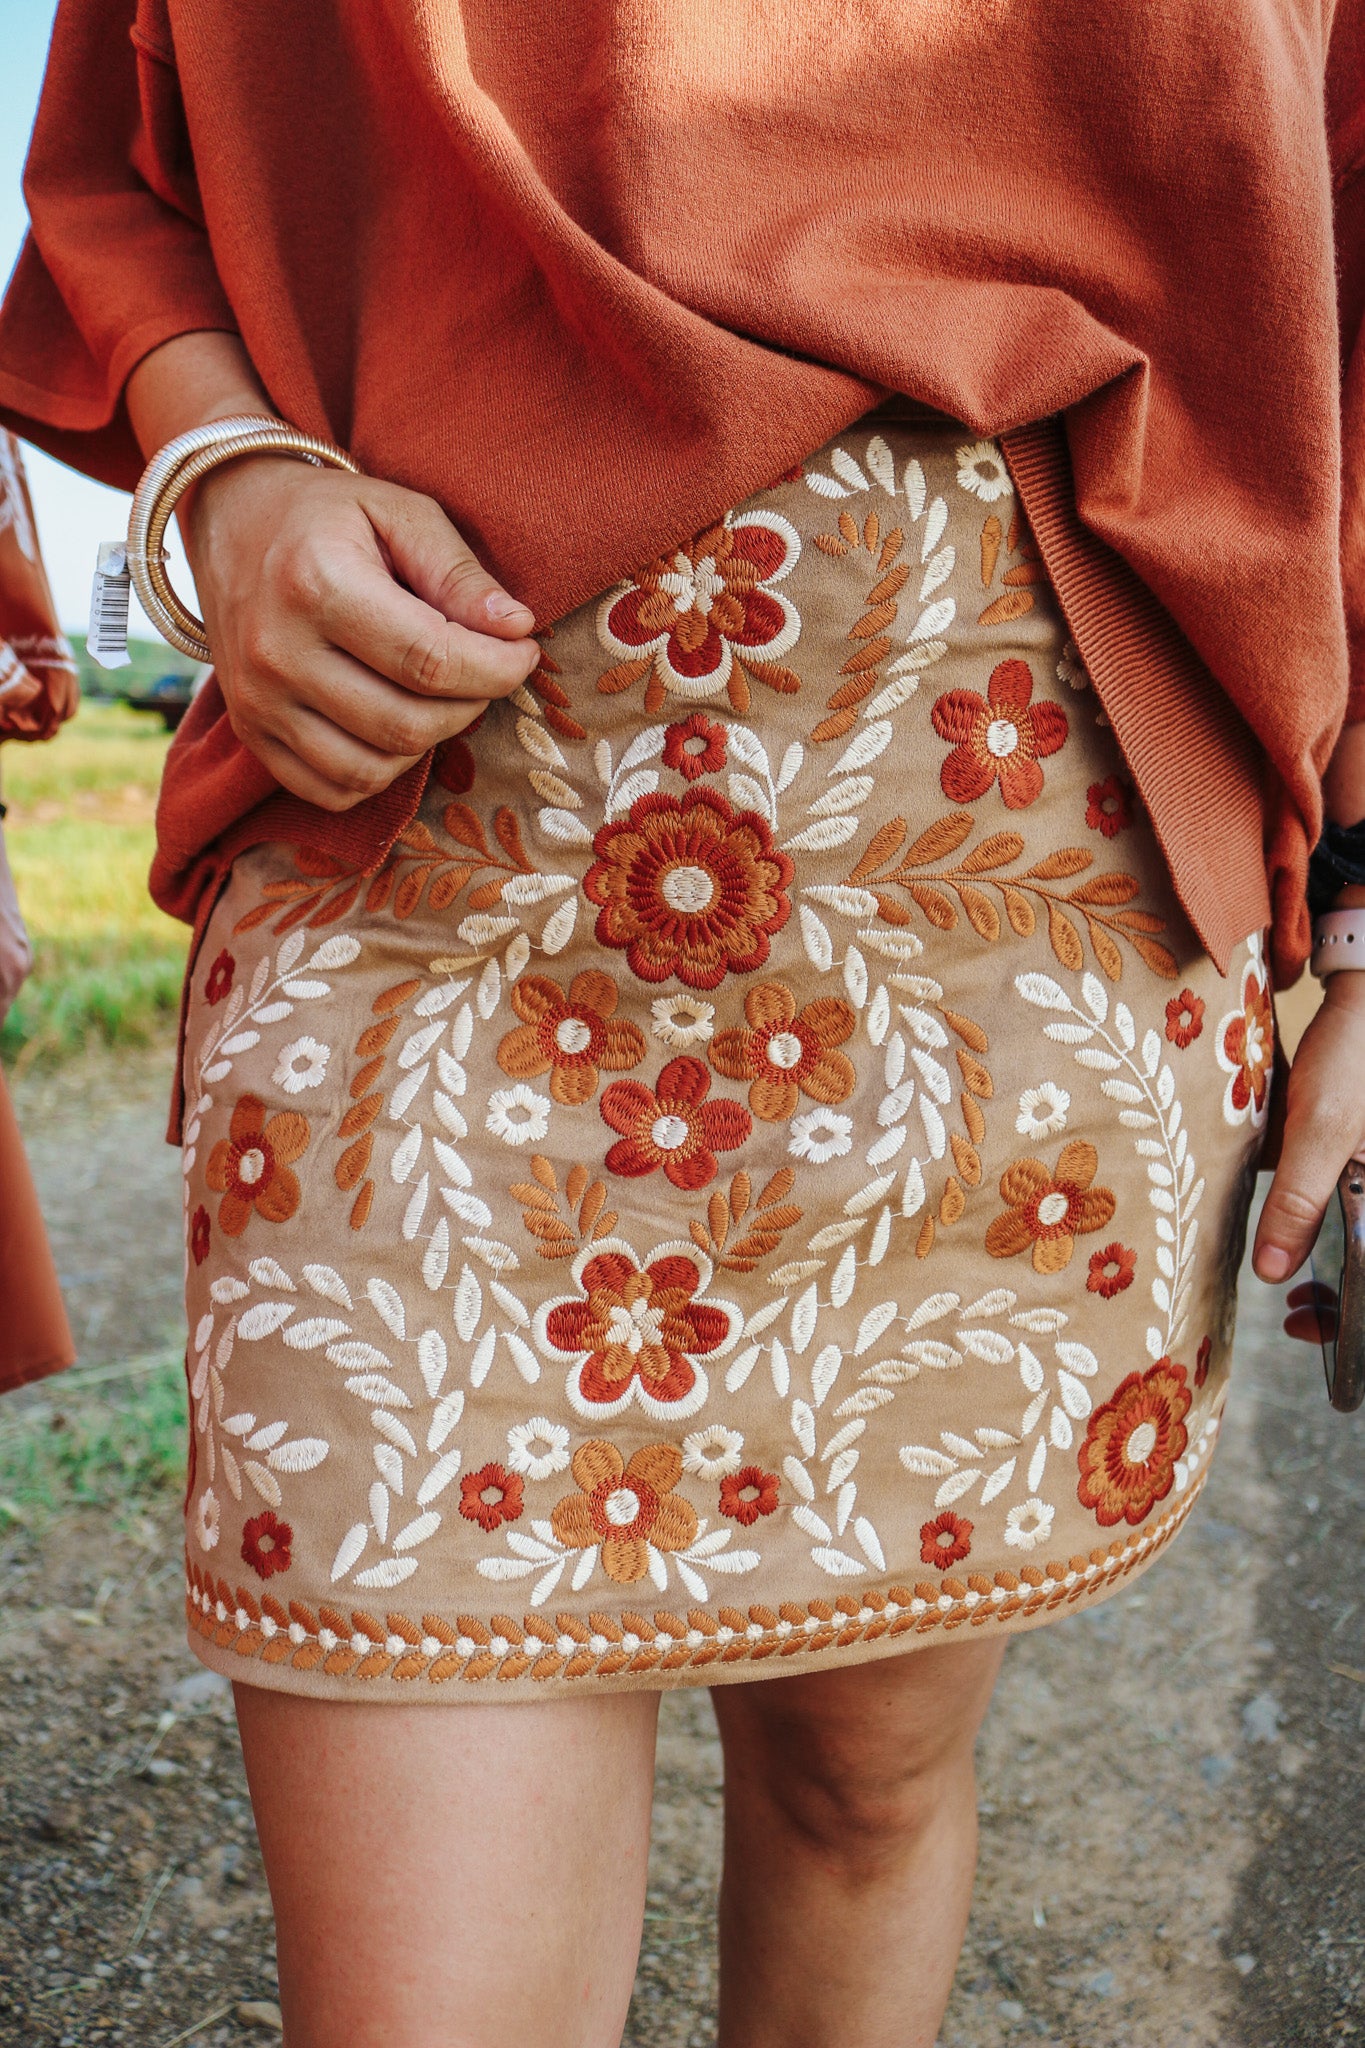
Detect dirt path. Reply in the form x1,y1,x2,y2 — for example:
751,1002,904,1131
3,1051,1363,2046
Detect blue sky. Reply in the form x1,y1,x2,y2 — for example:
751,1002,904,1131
2,0,189,632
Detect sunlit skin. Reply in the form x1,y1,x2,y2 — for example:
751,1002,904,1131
127,329,1365,2046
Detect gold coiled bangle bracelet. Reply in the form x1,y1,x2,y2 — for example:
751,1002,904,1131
126,416,360,662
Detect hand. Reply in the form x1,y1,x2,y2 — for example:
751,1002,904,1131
183,457,540,810
0,823,33,1024
1253,973,1365,1315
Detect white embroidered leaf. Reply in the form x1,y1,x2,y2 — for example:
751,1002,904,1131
790,1398,817,1457
417,1328,448,1398
727,772,772,819
392,1511,440,1551
1021,1390,1047,1435
303,935,360,971
402,1173,430,1242
516,714,565,767
540,806,592,844
844,946,868,1008
505,1332,541,1383
463,1235,520,1271
857,927,925,961
247,1256,294,1291
1113,1001,1136,1051
776,741,804,791
769,1338,791,1397
933,1467,980,1509
476,1554,537,1582
531,1559,567,1605
852,1301,898,1357
345,1375,412,1409
1048,1407,1073,1451
1018,1343,1045,1393
811,1546,864,1577
1142,1029,1162,1076
830,1244,858,1309
1100,1079,1145,1105
866,1123,907,1168
454,1265,482,1342
811,1343,843,1406
980,1458,1016,1505
415,979,469,1018
1146,1325,1165,1360
417,1449,464,1505
806,1219,865,1251
354,1557,419,1589
831,447,869,490
826,1448,859,1490
433,1136,471,1188
865,434,896,493
326,1340,391,1372
783,1454,815,1501
390,1123,423,1184
282,1317,350,1351
269,1437,329,1475
742,1296,787,1340
607,768,659,818
237,1302,294,1341
899,1445,956,1477
828,721,893,775
808,775,874,817
241,1461,281,1505
724,1344,760,1393
541,896,579,955
371,1411,417,1455
922,496,948,556
958,1328,1014,1364
422,1218,451,1293
373,1442,405,1494
1011,1307,1069,1333
790,1283,819,1354
1057,1370,1094,1420
1027,1435,1048,1491
1015,973,1073,1012
904,457,926,517
798,904,834,971
617,722,668,774
503,871,575,906
209,1278,247,1306
366,1278,407,1338
767,1259,826,1286
783,816,860,853
910,596,955,642
725,722,769,770
427,1389,465,1452
476,957,502,1019
330,1523,368,1581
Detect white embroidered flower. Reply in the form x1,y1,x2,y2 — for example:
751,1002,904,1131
272,1035,332,1094
486,1084,551,1146
1056,639,1090,691
650,994,716,1047
681,1424,745,1478
506,1416,571,1482
1003,1497,1054,1551
954,439,1013,503
195,1487,221,1552
788,1107,854,1165
1015,1082,1071,1140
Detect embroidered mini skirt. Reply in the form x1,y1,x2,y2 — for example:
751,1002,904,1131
180,416,1271,1700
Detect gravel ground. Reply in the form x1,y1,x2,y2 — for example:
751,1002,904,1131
2,1046,1362,2047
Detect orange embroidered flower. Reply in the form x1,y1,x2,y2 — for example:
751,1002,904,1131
920,1511,973,1567
1165,989,1205,1048
931,659,1069,809
204,949,235,1006
598,514,801,711
496,970,646,1106
600,1057,750,1190
190,1205,212,1267
663,713,727,781
1195,1335,1212,1388
985,1140,1117,1275
205,1095,311,1237
537,1242,739,1416
1216,950,1274,1126
719,1466,780,1526
1086,1242,1136,1299
709,982,856,1121
241,1510,292,1579
1076,1359,1191,1527
458,1462,524,1533
1085,774,1134,837
550,1439,699,1584
584,788,794,990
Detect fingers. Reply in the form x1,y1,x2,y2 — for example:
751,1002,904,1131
317,544,540,702
244,707,424,812
265,645,493,758
359,480,537,640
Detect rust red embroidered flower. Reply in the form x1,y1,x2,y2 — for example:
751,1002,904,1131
584,788,794,990
205,1095,311,1237
931,659,1069,809
536,1242,739,1417
1085,774,1134,837
1086,1242,1136,1299
709,982,856,1120
1216,952,1274,1125
600,1057,750,1189
497,969,646,1106
1076,1359,1190,1527
204,949,235,1006
663,713,727,782
920,1511,973,1567
241,1510,293,1579
1195,1335,1212,1388
719,1465,781,1526
597,514,802,713
1165,989,1205,1048
550,1439,699,1583
458,1462,524,1533
985,1141,1117,1275
190,1205,212,1267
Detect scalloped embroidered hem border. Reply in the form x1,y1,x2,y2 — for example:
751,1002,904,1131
185,1456,1208,1691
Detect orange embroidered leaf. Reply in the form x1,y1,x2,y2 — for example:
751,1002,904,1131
867,563,910,606
522,1211,573,1242
1129,933,1179,978
530,1155,557,1192
338,1094,382,1137
939,1176,965,1225
950,1134,982,1186
1023,847,1092,881
941,1007,989,1053
742,657,801,695
1069,870,1140,906
814,531,850,558
1003,560,1047,586
538,1238,579,1260
956,1049,993,1094
597,655,653,696
708,1191,730,1249
295,847,352,878
811,708,860,742
349,1180,374,1229
850,602,897,639
232,900,282,934
592,1210,618,1238
755,1205,801,1230
495,807,531,868
958,885,1001,941
335,1133,373,1191
1007,508,1023,552
402,821,441,854
1088,921,1125,980
980,514,1003,589
560,1163,586,1209
1113,908,1167,934
427,866,469,912
915,1213,936,1259
725,666,751,714
908,883,958,929
509,1182,557,1210
307,882,360,926
757,1167,796,1208
578,1180,607,1235
689,1219,711,1254
899,812,975,868
838,510,859,546
957,830,1024,874
977,590,1034,627
443,802,489,853
961,1092,987,1144
259,878,322,903
837,639,891,676
863,512,879,553
545,703,588,740
849,817,908,881
466,876,507,912
878,527,904,569
872,890,912,925
394,865,435,920
356,1016,400,1056
1046,901,1085,972
1002,887,1036,936
365,867,397,914
730,1170,751,1220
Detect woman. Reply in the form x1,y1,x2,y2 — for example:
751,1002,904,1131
2,5,1363,2042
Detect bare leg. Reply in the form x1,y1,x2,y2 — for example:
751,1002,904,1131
234,1682,660,2048
711,1637,1005,2048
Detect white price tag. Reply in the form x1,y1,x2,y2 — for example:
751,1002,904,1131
88,540,132,669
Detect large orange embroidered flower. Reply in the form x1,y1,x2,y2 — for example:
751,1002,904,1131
205,1095,310,1237
598,513,801,713
600,1056,750,1190
709,982,856,1121
496,970,646,1105
584,788,794,990
931,658,1069,809
1076,1358,1191,1527
535,1239,740,1419
551,1439,699,1583
985,1140,1116,1274
1215,945,1273,1127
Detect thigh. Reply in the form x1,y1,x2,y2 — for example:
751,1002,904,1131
235,1682,659,2048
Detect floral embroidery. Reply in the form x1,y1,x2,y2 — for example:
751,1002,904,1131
663,713,728,781
955,440,1013,503
1216,945,1273,1127
550,1440,699,1584
1076,1360,1191,1528
204,950,236,1006
719,1466,781,1526
535,1240,739,1419
190,1205,212,1267
931,659,1069,810
205,1095,310,1237
600,1056,751,1190
1195,1335,1212,1389
1015,1082,1069,1139
1003,1498,1054,1551
650,994,716,1048
681,1424,745,1477
584,788,794,990
241,1510,293,1580
920,1511,973,1566
597,514,802,714
486,1084,552,1147
788,1107,854,1164
195,1488,220,1553
710,982,856,1120
497,970,646,1105
459,1462,524,1533
1085,775,1134,838
1165,989,1205,1048
506,1418,571,1481
1087,1242,1137,1299
985,1140,1117,1275
272,1035,331,1095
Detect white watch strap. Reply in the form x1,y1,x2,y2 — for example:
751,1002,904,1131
1311,907,1365,977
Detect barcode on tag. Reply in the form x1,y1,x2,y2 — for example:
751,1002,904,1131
88,540,132,669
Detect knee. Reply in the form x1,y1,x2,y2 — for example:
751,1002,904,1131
739,1722,969,1869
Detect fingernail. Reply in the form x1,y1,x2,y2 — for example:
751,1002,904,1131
487,592,534,625
1257,1246,1291,1282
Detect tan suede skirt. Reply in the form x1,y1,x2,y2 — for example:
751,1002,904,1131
180,418,1270,1699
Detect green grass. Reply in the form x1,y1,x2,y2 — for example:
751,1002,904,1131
1,697,189,1065
0,1351,188,1524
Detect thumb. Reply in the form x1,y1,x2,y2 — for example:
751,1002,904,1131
361,478,536,640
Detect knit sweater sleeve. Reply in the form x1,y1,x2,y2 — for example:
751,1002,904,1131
1330,0,1365,722
0,0,237,491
